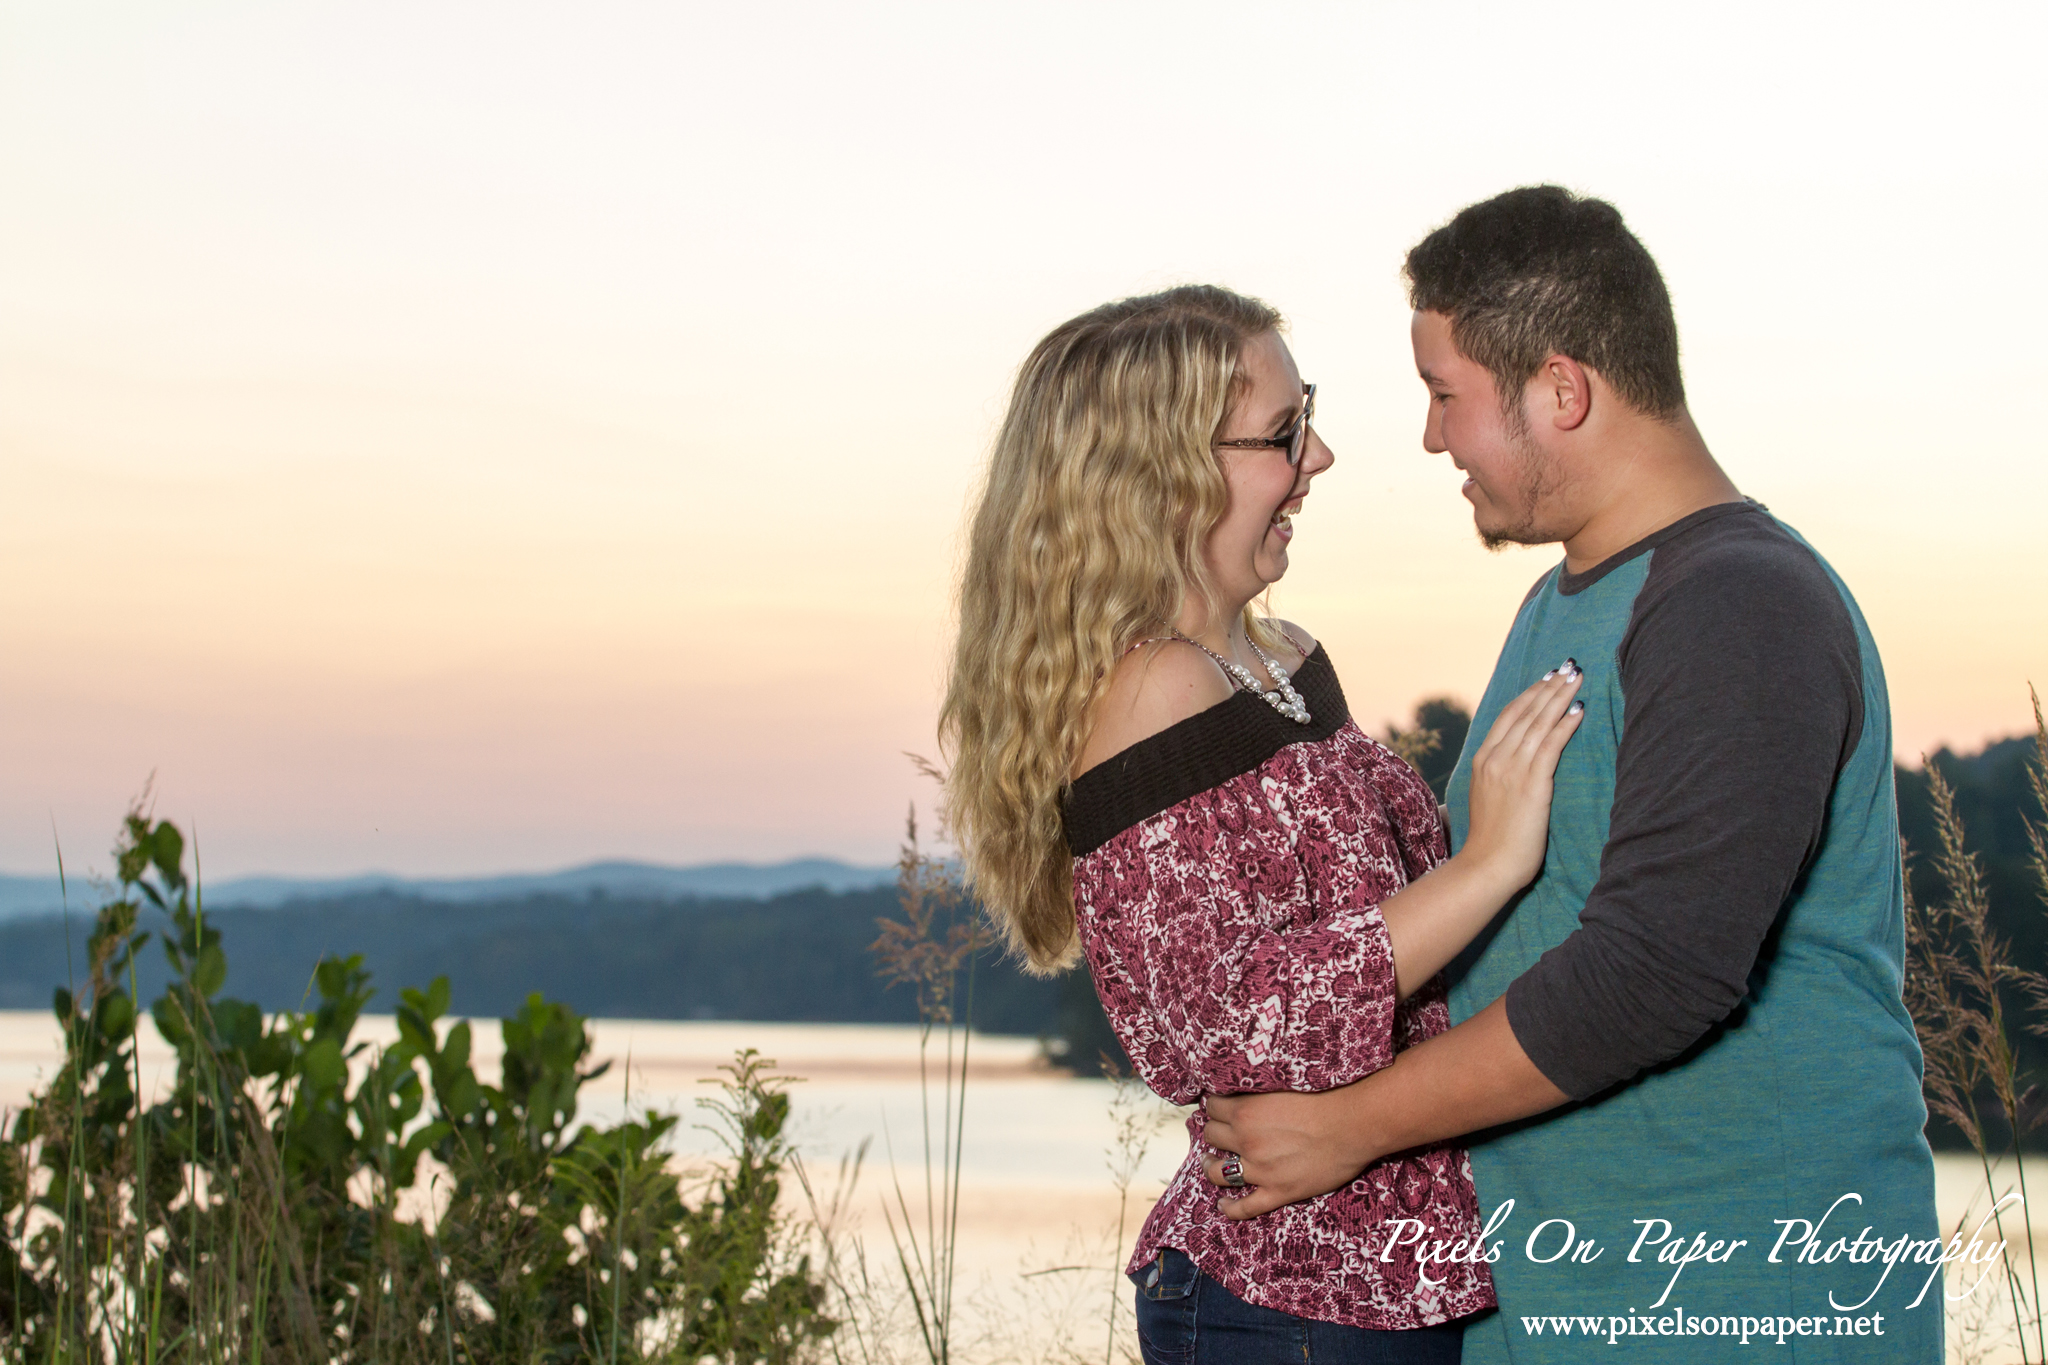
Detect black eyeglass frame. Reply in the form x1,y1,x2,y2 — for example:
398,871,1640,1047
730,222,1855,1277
1215,383,1315,468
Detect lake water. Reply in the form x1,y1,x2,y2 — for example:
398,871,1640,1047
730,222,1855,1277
0,1012,2034,1360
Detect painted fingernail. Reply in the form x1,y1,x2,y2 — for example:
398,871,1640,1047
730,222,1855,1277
1561,658,1581,679
1568,700,1585,715
1542,669,1557,681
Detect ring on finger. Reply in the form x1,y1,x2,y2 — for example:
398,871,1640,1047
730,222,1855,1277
1219,1154,1246,1188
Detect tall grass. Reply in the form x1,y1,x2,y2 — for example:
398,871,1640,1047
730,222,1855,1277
865,808,986,1365
1905,687,2048,1364
0,806,833,1364
846,800,1176,1365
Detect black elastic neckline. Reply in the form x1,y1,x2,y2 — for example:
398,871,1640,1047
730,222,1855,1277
1061,647,1350,857
1556,500,1764,596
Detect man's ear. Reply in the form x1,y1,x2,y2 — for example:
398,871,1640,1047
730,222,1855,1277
1539,354,1592,432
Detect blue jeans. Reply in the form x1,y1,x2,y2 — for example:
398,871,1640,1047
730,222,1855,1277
1131,1247,1464,1365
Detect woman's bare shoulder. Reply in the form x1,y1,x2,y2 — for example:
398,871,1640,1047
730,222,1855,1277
1072,641,1234,779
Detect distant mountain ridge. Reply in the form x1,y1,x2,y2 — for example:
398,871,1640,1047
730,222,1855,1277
0,857,894,922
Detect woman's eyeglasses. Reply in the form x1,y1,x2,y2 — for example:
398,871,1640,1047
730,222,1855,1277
1215,383,1315,468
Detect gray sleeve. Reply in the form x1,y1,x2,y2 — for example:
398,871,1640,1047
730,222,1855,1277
1502,529,1864,1101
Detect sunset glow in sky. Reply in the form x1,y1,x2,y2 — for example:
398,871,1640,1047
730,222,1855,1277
4,2,2045,878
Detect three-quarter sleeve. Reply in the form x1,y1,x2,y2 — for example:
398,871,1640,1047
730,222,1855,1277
1073,742,1416,1103
1502,533,1863,1099
1376,747,1452,887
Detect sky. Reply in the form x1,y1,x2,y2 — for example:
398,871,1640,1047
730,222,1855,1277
3,1,2044,880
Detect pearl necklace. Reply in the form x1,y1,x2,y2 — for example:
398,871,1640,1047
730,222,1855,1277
1171,630,1312,725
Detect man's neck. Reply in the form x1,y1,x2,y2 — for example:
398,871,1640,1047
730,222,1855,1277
1558,409,1743,574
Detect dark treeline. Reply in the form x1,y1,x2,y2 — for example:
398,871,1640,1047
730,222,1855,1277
0,886,1075,1044
0,711,2033,1094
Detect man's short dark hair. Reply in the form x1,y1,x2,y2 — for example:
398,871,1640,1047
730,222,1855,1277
1405,186,1684,421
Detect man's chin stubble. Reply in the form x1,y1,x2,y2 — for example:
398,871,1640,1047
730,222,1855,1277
1475,435,1563,551
1478,523,1551,553
1475,500,1555,552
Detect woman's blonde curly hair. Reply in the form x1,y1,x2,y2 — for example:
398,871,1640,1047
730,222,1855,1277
940,285,1284,974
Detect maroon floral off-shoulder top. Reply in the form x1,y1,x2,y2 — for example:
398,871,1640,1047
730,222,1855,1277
1062,645,1495,1330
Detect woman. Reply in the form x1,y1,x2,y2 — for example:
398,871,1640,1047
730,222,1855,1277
940,286,1582,1363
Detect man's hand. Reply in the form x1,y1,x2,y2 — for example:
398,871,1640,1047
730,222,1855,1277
1199,998,1570,1221
1200,1088,1370,1219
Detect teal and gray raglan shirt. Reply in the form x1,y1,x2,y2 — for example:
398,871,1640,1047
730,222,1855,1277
1444,501,1942,1362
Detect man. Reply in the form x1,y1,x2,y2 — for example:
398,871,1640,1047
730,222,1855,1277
1200,187,1941,1360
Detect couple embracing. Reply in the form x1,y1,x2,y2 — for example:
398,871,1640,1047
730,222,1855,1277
938,187,1942,1362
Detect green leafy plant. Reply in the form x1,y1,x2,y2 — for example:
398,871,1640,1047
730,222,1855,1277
0,806,834,1364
